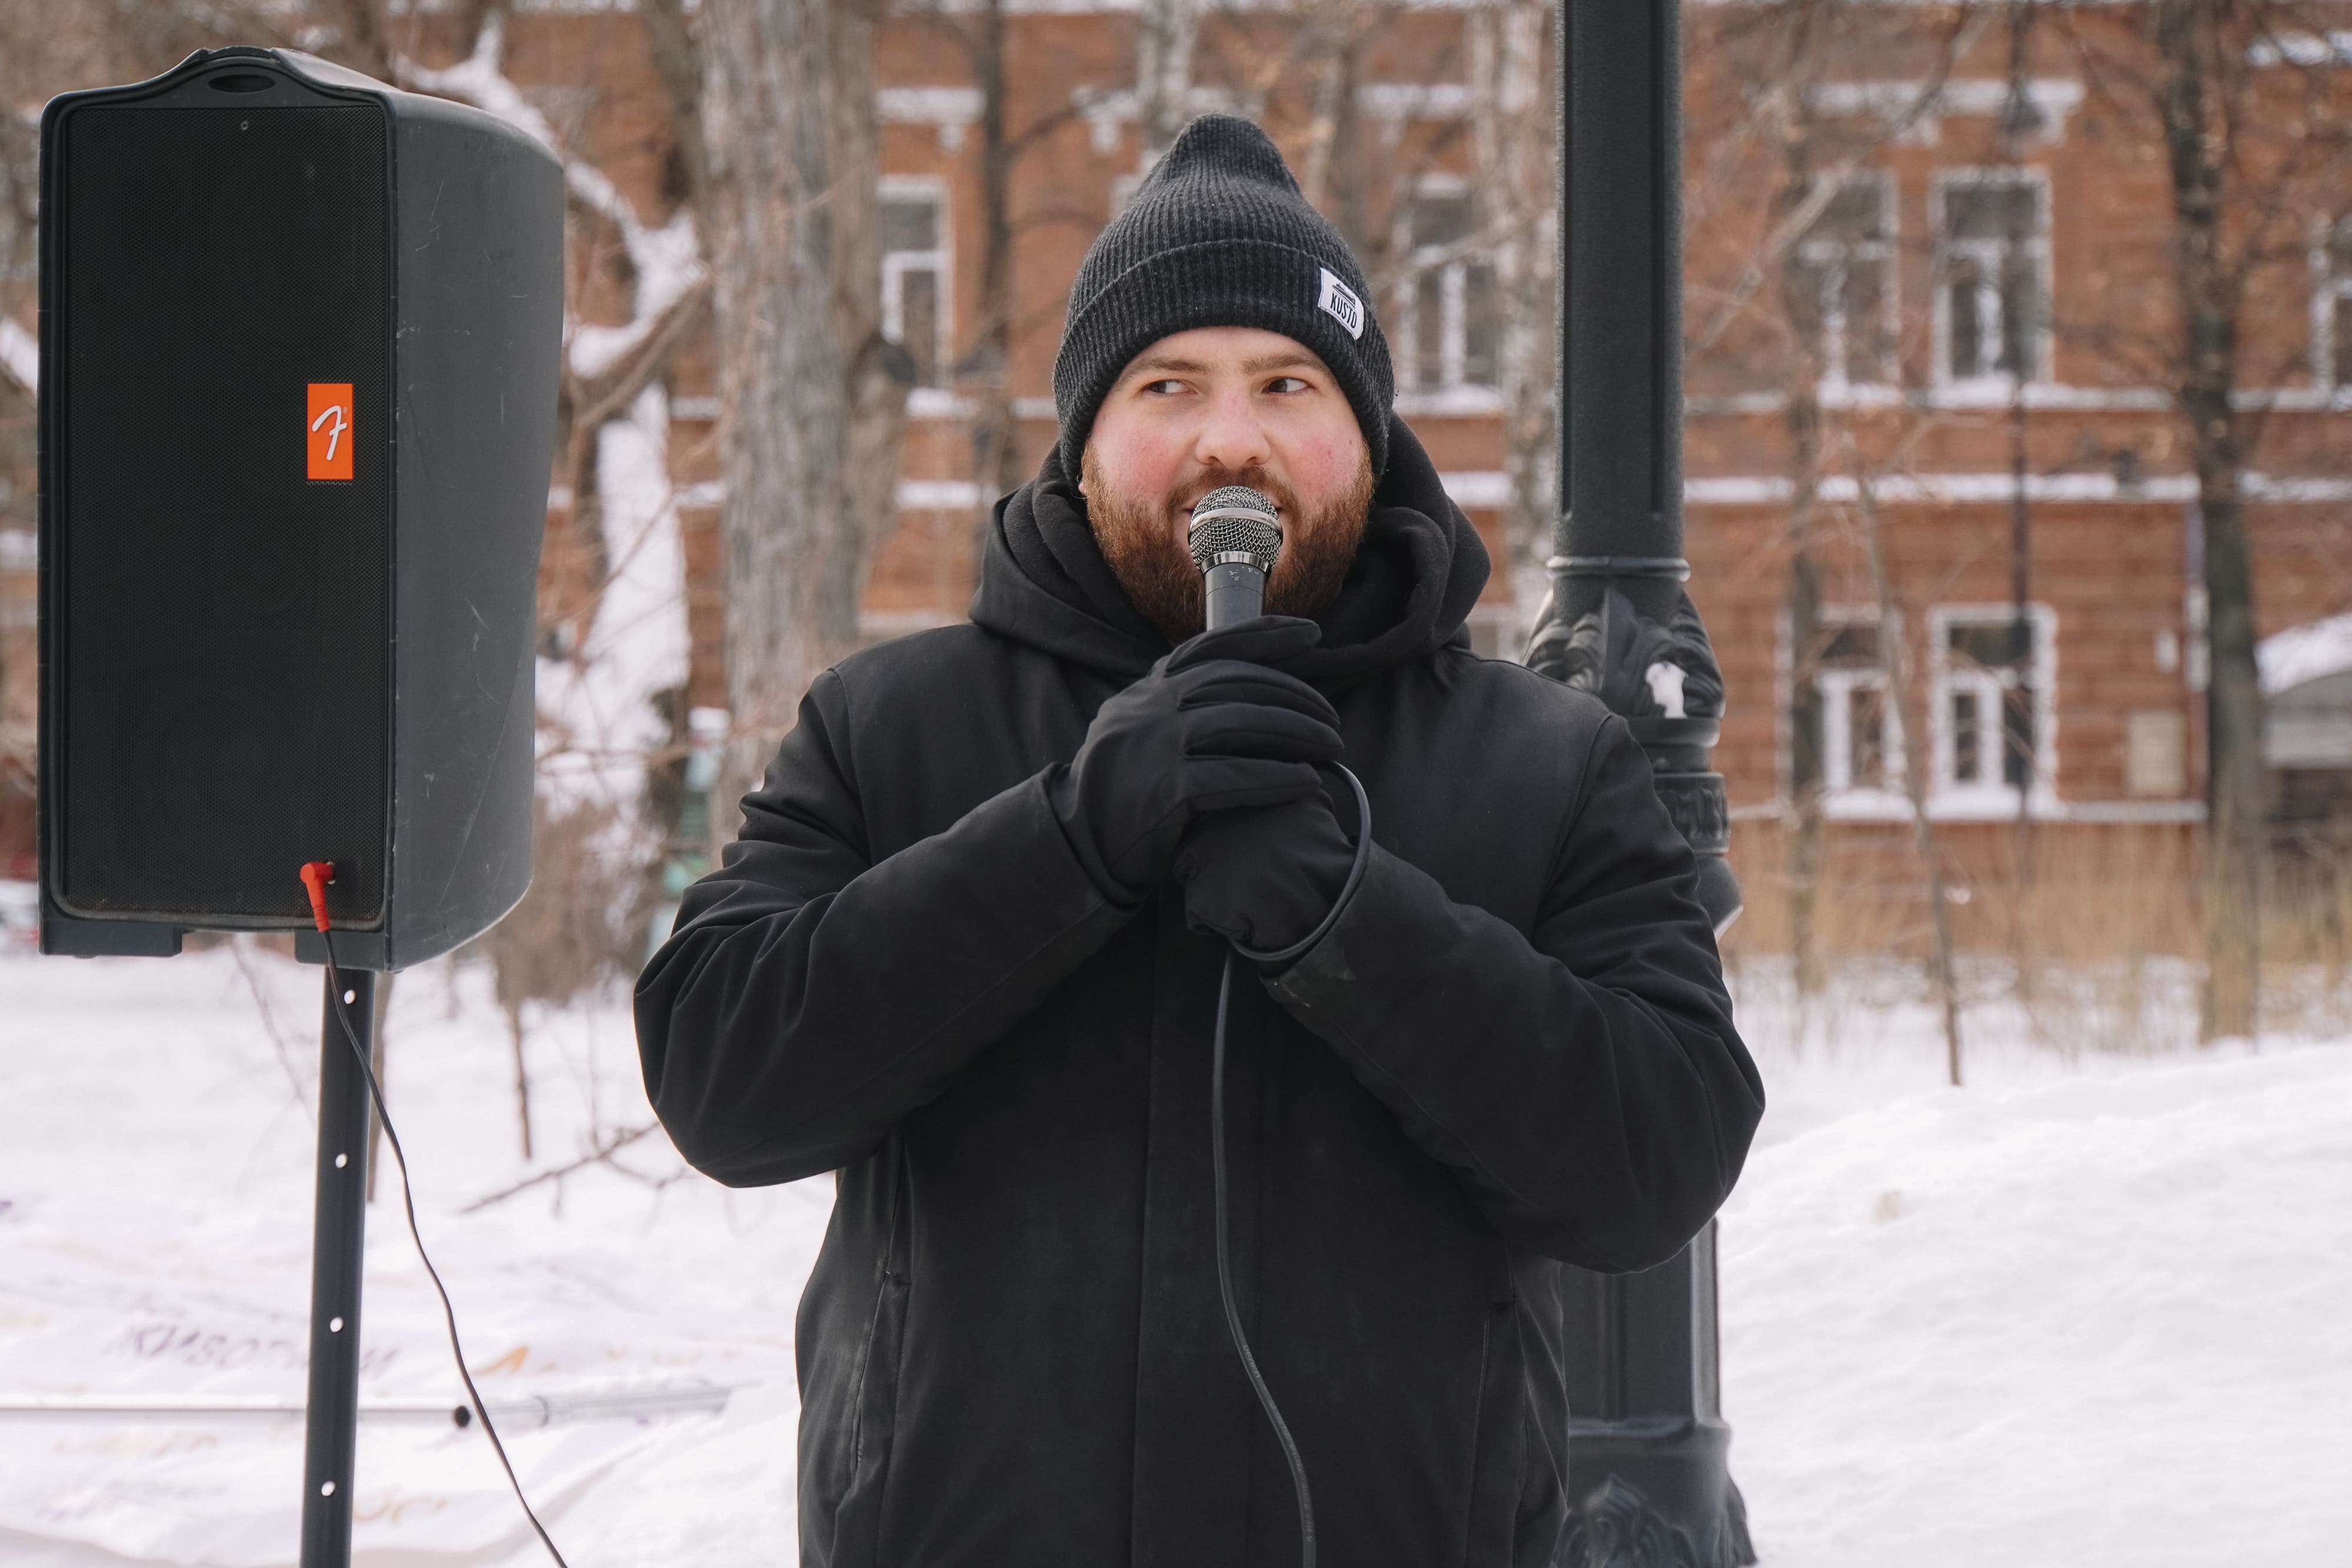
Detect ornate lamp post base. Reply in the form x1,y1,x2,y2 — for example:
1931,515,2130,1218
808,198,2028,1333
1559,1226,1753,1568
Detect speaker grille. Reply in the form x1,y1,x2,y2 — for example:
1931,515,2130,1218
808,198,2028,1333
54,104,392,924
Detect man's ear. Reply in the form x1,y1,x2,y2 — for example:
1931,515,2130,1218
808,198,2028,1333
1075,443,1091,497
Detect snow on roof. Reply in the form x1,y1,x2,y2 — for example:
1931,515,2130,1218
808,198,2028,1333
2257,613,2352,696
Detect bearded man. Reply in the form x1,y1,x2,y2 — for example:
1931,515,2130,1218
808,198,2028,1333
636,115,1762,1568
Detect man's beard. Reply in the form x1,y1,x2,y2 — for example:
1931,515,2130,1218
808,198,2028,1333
1082,448,1377,646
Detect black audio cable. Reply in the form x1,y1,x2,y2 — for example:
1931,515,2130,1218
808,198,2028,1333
301,864,573,1567
1209,763,1374,1568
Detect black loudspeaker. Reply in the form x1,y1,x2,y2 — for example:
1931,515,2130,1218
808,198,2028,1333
38,48,563,968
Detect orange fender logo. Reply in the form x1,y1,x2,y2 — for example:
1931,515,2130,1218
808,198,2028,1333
308,383,354,482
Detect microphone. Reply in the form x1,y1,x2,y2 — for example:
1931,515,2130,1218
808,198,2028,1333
1187,477,1355,1568
1188,486,1282,631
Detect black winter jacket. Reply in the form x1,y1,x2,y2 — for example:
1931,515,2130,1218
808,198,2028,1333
634,417,1763,1568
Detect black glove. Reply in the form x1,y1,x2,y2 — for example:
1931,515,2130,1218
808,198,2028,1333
1174,790,1358,958
1053,617,1342,902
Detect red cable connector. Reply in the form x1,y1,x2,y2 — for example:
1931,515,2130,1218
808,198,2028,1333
300,861,335,933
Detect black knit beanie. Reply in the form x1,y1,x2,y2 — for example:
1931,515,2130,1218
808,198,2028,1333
1054,114,1395,482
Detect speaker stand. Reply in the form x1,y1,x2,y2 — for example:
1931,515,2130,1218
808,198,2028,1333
299,969,375,1568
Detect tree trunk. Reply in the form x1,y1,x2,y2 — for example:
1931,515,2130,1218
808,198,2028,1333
1783,397,1826,1001
640,0,707,202
965,0,1023,535
1852,456,1965,1087
1136,0,1198,165
1469,0,1556,643
1769,32,1829,1002
329,0,394,82
834,0,914,673
505,999,534,1162
701,0,910,808
1294,0,1369,255
2153,0,2263,1039
2002,0,2041,997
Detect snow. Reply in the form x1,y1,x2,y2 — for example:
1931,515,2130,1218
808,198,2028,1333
533,383,690,815
1725,997,2352,1566
1,947,826,1566
0,316,35,394
2,946,2346,1564
2258,611,2352,695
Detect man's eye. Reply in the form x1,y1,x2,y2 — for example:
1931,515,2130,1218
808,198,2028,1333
1141,378,1187,395
1265,376,1311,394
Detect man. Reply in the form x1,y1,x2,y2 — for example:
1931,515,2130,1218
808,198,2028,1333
636,115,1762,1567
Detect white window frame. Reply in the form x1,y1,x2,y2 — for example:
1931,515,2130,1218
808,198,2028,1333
1822,610,1910,820
1929,602,2060,818
1793,169,1898,394
1931,169,2053,394
878,175,951,389
1782,605,1910,820
1392,175,1501,406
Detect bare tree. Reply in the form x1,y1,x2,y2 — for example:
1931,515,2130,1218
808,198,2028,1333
1468,0,1557,625
907,0,1091,531
1848,430,1969,1085
2156,0,2264,1040
700,0,913,805
1689,0,1984,1001
1999,0,2044,983
1138,0,1202,163
1290,0,1371,235
2057,0,2352,1038
932,0,1024,523
1205,0,1449,276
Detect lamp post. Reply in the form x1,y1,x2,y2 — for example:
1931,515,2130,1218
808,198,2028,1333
1524,3,1752,1564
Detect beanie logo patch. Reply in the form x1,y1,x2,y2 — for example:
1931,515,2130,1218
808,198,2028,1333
1317,267,1364,341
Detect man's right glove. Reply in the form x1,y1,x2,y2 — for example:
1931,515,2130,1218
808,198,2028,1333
1051,616,1342,904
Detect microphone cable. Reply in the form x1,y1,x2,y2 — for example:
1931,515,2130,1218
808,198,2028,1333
299,863,574,1567
1208,763,1373,1568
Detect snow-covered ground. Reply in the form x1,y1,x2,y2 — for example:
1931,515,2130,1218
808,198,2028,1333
1,944,2346,1566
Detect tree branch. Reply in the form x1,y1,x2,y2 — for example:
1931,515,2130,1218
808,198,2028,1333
460,1122,664,1212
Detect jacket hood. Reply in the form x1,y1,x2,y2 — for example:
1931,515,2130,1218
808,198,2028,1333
968,414,1490,689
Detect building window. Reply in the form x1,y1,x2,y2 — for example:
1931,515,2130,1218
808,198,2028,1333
880,180,948,388
1807,613,1905,805
1789,175,1895,389
2316,215,2352,389
1396,180,1499,394
1936,172,2048,386
1931,604,2056,809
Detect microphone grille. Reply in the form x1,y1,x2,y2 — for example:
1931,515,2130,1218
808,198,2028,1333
1187,487,1282,575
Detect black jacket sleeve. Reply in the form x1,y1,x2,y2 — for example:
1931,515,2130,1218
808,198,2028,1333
634,670,1128,1186
1266,716,1764,1273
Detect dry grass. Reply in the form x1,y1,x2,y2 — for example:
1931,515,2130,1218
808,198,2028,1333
472,791,664,1158
1720,816,2352,1051
476,792,657,1017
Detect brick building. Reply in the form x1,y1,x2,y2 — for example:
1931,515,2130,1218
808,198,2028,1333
1681,8,2352,851
4,0,2350,905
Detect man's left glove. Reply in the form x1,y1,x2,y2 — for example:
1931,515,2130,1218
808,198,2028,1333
1172,792,1358,959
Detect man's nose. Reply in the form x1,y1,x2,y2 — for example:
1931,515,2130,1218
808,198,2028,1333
1191,385,1272,473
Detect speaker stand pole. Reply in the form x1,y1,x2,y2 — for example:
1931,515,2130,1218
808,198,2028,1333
298,969,375,1568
